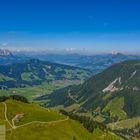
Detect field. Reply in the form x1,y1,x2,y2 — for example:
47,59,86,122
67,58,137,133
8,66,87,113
102,96,126,120
0,80,81,102
0,100,122,140
108,116,140,129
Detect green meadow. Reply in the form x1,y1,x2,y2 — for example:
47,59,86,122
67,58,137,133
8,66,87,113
0,100,122,140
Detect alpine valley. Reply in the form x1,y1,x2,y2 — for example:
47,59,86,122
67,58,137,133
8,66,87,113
0,50,140,140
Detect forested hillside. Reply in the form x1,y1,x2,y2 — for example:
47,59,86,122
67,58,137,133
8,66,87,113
0,59,91,88
39,60,140,122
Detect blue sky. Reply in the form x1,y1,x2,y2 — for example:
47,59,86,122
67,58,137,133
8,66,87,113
0,0,140,54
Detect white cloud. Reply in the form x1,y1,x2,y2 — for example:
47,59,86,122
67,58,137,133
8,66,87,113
65,48,77,52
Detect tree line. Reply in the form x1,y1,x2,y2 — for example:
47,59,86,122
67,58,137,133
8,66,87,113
60,110,107,133
0,95,28,103
114,122,140,140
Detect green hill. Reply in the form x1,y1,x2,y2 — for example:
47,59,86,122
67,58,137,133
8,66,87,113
0,99,121,140
0,59,91,88
40,60,140,122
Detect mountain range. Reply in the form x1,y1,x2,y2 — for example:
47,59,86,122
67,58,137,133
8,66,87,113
28,52,140,74
0,49,140,75
0,49,29,65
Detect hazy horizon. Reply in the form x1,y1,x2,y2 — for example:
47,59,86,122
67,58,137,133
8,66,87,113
1,47,140,56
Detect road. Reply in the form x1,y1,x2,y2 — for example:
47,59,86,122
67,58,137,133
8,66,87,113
68,90,92,113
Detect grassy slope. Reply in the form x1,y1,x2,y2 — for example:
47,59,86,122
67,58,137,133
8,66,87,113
0,74,14,82
21,72,34,81
7,120,121,140
6,100,65,125
109,116,140,129
0,103,4,120
103,96,126,120
0,103,11,129
0,100,122,140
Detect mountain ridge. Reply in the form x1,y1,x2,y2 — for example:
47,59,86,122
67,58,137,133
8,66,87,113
0,49,12,56
39,60,140,122
28,53,140,74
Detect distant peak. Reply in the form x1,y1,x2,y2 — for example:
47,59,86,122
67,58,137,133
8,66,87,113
115,52,124,56
0,49,12,56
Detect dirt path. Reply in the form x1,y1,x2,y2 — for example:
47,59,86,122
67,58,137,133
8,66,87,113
68,90,89,112
3,102,69,130
15,116,69,129
40,106,50,112
2,102,13,129
12,117,17,129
